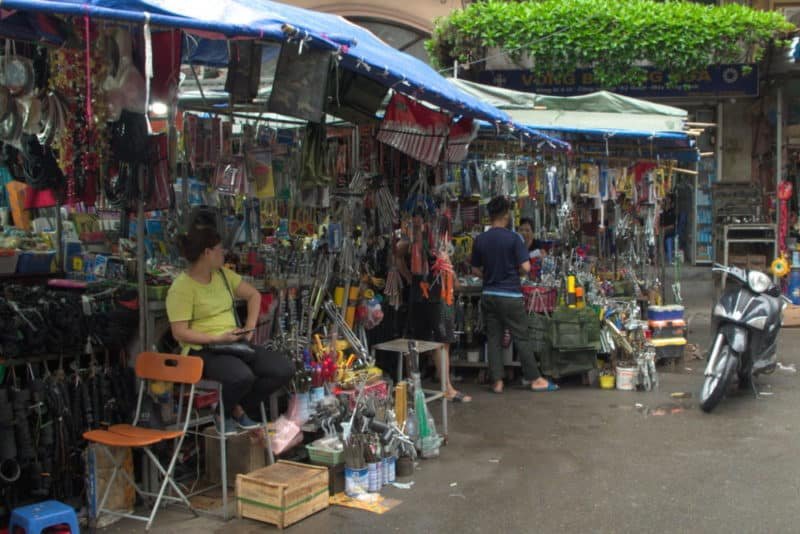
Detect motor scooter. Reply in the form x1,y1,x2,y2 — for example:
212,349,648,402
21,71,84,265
700,264,790,412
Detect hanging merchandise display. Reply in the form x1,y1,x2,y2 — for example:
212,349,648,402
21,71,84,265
0,0,722,529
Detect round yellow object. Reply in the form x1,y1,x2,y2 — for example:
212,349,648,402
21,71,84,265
599,375,616,390
771,257,790,278
150,381,170,395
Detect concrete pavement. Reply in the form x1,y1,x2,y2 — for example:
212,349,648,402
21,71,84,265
104,266,800,533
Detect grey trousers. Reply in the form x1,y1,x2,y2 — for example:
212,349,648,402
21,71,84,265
481,295,543,382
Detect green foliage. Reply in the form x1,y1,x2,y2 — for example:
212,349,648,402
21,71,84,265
427,0,795,88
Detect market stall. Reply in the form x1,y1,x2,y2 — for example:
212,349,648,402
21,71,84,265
437,79,699,388
0,0,576,529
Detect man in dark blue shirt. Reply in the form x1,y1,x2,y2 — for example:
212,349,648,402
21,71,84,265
471,196,557,393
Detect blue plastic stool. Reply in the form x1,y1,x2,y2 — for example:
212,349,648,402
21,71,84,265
8,500,79,534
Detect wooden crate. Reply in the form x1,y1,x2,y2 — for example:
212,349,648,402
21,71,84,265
236,461,329,529
783,304,800,327
204,427,266,487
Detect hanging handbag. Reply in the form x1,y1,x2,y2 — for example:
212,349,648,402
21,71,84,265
201,269,256,360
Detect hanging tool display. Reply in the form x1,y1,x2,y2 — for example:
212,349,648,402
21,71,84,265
778,180,792,255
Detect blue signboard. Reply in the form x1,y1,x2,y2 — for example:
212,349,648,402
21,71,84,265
477,64,758,98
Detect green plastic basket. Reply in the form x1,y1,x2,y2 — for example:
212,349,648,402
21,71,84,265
306,444,344,466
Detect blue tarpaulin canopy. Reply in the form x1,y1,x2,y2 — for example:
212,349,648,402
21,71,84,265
0,0,542,131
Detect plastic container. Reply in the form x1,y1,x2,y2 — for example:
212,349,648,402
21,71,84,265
649,320,686,338
396,456,414,478
788,268,800,305
548,307,601,351
615,366,638,391
306,444,344,466
523,286,557,313
649,337,687,348
647,305,685,322
16,250,55,274
599,374,615,389
0,249,19,274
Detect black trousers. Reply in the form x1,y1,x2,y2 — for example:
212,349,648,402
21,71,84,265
481,295,542,383
191,346,295,417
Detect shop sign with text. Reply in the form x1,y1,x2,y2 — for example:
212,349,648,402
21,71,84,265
477,64,758,98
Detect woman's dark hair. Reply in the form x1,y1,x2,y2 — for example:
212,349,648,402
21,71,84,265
191,210,217,230
487,196,510,221
177,225,221,263
519,217,534,230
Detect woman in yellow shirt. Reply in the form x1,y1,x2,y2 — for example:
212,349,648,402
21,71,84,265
166,223,294,434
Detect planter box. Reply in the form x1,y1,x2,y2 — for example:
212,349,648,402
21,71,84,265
236,461,328,529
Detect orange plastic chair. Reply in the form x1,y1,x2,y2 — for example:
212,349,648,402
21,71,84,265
83,352,203,531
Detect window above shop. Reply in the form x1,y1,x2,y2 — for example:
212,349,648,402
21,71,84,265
346,18,431,65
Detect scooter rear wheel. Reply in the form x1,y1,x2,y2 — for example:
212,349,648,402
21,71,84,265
700,344,736,413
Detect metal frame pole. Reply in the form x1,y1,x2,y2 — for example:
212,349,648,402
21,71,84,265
137,165,148,351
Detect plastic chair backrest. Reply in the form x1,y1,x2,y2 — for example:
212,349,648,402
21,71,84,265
135,352,203,384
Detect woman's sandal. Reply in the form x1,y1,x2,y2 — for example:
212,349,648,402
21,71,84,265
447,391,472,403
531,381,559,392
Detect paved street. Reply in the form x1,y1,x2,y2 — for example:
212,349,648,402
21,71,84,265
105,267,800,533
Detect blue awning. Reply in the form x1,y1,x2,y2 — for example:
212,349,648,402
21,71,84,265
510,124,571,151
0,0,527,128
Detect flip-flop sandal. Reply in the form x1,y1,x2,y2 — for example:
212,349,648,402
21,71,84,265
531,382,560,392
447,392,472,403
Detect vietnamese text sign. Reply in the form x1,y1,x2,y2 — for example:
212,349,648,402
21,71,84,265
477,64,758,98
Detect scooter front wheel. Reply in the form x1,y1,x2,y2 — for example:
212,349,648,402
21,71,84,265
700,344,736,413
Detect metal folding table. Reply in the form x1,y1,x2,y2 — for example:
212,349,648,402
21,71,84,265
370,338,448,439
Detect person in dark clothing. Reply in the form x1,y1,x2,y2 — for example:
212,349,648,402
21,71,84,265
471,197,556,394
660,195,677,263
396,211,471,403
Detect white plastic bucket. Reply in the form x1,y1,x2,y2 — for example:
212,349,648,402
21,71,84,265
615,366,638,391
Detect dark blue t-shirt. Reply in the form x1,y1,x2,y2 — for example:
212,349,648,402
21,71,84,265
471,227,529,296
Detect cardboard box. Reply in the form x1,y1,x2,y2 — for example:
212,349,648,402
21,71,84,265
85,444,135,527
204,427,266,487
782,304,800,327
729,255,748,269
748,254,767,272
236,461,329,529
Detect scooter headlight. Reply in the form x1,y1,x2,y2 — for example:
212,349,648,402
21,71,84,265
747,270,771,293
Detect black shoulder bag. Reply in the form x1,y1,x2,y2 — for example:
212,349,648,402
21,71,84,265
201,270,256,360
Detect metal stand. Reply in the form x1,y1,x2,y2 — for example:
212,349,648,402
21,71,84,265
717,224,777,291
370,338,448,440
182,380,274,522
